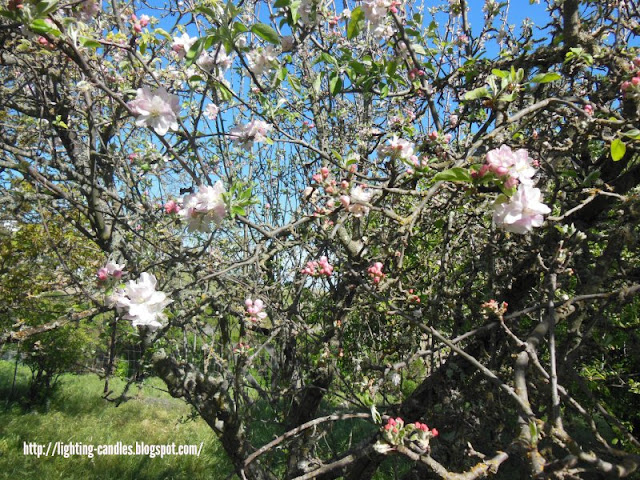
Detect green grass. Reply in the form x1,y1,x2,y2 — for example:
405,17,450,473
0,360,233,480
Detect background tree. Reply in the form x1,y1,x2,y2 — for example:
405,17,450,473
1,0,640,478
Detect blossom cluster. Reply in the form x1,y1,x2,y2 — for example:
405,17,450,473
109,273,172,330
131,13,150,33
245,298,267,323
247,46,278,76
374,417,439,454
304,167,374,218
229,120,272,150
474,145,536,190
362,0,399,38
196,48,233,76
378,136,417,163
367,262,385,284
97,261,126,283
481,299,508,318
301,256,334,277
621,60,640,100
177,182,227,233
474,145,551,235
378,135,430,173
127,87,181,136
187,187,224,223
342,185,374,217
233,342,251,354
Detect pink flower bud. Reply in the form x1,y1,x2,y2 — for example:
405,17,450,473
164,200,180,214
321,166,329,178
339,195,351,208
97,268,109,282
632,77,640,86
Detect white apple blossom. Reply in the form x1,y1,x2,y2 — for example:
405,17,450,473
378,136,416,161
110,272,172,329
178,182,227,233
196,48,232,75
172,32,197,59
347,185,374,217
362,0,392,24
127,87,180,136
205,103,219,121
493,185,551,234
247,46,277,76
229,119,272,150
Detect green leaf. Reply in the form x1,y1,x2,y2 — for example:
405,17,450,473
329,73,342,95
530,72,561,84
315,52,338,66
622,129,640,140
154,28,172,41
30,19,55,35
312,73,322,94
498,92,517,102
433,167,472,183
412,44,427,56
347,6,365,40
611,138,626,162
289,0,301,24
195,6,220,20
491,69,509,79
232,22,249,34
79,37,101,48
251,23,280,45
463,87,490,101
289,74,301,93
35,0,59,17
185,37,206,67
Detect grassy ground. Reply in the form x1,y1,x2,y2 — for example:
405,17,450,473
0,360,233,480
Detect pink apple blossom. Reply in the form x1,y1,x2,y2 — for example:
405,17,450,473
172,32,197,59
127,87,180,136
164,200,180,214
178,181,227,233
105,261,126,279
97,267,109,282
245,298,268,323
368,262,385,284
302,256,334,277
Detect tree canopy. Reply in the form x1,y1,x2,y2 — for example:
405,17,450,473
1,0,640,478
